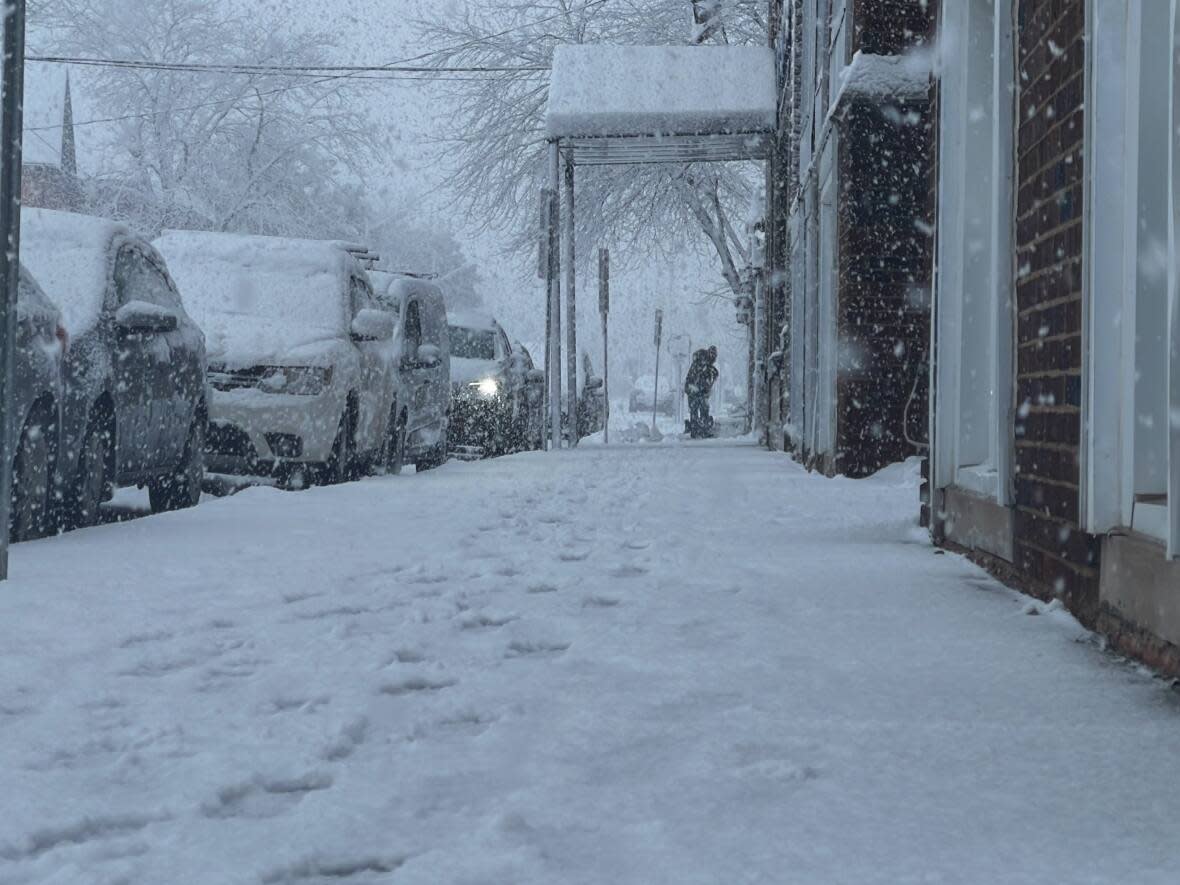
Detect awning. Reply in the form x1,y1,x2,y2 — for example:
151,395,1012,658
545,44,777,166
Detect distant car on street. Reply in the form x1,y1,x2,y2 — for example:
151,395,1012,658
23,209,207,528
6,266,65,541
510,341,546,451
628,374,676,416
156,231,401,486
447,312,537,456
370,271,452,471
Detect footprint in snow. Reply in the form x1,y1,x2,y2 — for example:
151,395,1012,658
379,676,457,696
583,594,621,608
260,855,407,883
386,648,427,665
319,717,369,762
526,582,559,594
458,612,517,631
202,772,333,820
609,564,649,579
505,639,570,659
559,550,591,562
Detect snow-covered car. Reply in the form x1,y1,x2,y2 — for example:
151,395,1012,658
628,374,676,415
509,341,546,451
448,312,534,456
22,209,207,527
369,272,451,471
6,266,66,541
155,231,401,485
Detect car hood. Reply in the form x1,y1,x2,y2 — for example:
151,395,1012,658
205,317,348,369
450,357,501,385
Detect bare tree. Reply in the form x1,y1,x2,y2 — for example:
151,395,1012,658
29,0,382,239
416,0,767,300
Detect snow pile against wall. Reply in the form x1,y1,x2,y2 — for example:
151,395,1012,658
835,50,932,105
21,208,127,335
156,230,358,366
545,45,777,139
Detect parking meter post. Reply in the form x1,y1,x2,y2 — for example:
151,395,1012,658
651,309,663,437
598,248,609,445
0,0,26,581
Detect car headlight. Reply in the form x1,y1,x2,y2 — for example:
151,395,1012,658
470,376,500,398
259,366,333,396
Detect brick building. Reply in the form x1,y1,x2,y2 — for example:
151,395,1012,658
767,0,936,476
929,0,1180,674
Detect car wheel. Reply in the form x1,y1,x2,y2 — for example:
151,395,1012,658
10,416,52,542
386,410,407,475
321,414,353,485
70,422,111,529
148,418,204,513
415,426,447,472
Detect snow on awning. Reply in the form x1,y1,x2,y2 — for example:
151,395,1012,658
545,44,776,166
834,50,932,105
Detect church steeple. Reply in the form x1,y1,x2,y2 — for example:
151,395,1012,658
60,70,76,176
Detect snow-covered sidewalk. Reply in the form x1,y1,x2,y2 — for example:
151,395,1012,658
3,443,1179,884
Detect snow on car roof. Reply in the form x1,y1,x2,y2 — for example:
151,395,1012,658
21,208,129,335
545,44,777,139
370,271,443,307
447,311,498,331
155,229,361,362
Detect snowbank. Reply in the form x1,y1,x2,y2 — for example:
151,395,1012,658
156,230,360,367
546,44,776,139
21,208,129,335
836,50,932,104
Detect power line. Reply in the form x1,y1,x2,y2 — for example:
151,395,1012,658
23,0,611,134
28,55,550,76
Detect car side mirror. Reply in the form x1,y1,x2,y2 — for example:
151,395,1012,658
351,308,395,342
116,300,178,334
415,343,442,368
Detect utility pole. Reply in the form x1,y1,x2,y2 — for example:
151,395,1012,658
546,141,562,450
563,157,578,446
598,248,610,445
651,309,663,437
0,0,27,581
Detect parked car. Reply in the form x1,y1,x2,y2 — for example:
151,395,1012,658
509,341,546,451
370,271,451,470
6,266,66,540
22,209,207,527
628,374,676,415
155,231,401,486
577,351,606,438
448,312,537,456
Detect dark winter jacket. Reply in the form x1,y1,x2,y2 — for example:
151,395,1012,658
685,350,719,396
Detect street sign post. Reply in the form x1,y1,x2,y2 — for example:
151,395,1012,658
0,0,27,581
598,248,610,445
539,187,556,449
651,309,663,436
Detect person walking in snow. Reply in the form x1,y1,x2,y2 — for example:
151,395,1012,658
684,345,719,436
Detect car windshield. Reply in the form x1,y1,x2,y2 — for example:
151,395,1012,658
449,326,497,360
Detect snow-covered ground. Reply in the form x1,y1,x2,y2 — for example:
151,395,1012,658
3,443,1180,883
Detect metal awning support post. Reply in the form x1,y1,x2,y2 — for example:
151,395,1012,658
547,139,563,450
563,154,578,446
0,0,27,581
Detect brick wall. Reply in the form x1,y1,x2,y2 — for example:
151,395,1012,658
832,0,936,477
1012,0,1099,622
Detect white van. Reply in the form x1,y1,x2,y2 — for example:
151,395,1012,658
370,272,451,470
155,231,402,485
